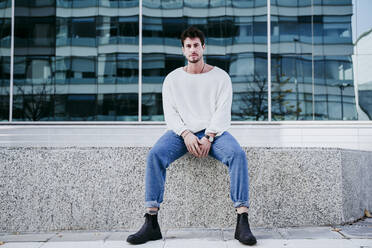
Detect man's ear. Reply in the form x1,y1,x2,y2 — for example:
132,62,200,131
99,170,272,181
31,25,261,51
182,46,185,55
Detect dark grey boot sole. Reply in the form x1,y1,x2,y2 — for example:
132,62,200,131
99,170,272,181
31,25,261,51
127,233,162,245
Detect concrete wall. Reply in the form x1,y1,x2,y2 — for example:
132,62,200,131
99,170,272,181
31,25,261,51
1,147,371,233
1,124,372,151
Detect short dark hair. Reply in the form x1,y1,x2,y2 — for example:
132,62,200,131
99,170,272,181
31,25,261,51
180,26,205,47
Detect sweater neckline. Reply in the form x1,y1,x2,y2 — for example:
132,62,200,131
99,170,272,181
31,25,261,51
180,66,216,75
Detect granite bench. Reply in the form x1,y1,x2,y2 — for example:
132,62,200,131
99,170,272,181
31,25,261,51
1,147,371,232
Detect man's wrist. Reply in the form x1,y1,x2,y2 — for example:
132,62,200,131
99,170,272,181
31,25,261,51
181,130,191,139
202,136,211,143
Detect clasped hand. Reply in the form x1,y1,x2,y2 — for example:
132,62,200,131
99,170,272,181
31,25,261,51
183,133,211,158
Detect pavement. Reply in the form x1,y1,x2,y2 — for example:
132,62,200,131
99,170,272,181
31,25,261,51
0,218,371,248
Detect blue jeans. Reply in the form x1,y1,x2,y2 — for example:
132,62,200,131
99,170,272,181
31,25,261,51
145,130,250,209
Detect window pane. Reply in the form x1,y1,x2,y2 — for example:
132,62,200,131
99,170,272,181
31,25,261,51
355,55,372,120
13,0,139,121
271,0,357,121
142,0,267,121
313,1,356,120
314,56,356,120
0,0,10,121
271,1,313,120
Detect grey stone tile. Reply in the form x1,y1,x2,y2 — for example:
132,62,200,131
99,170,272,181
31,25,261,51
103,240,160,248
338,225,372,239
222,228,282,240
104,240,164,248
0,243,44,248
102,241,127,248
278,227,343,239
226,239,287,248
181,155,234,229
285,239,355,248
349,239,372,247
40,241,104,248
248,148,345,227
164,239,226,248
341,151,372,223
48,232,110,242
165,228,222,240
0,233,56,242
105,231,132,241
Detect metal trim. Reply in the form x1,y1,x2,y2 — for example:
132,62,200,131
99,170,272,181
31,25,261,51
138,0,143,122
1,121,371,126
267,0,271,122
311,0,315,120
9,0,15,122
353,0,360,118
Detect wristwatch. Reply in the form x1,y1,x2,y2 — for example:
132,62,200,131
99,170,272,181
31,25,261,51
204,134,214,143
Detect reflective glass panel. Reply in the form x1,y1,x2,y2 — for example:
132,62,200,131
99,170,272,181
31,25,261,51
353,0,372,120
271,1,313,120
313,1,356,120
271,0,357,120
142,0,268,121
13,0,139,121
0,0,10,121
355,54,372,120
314,55,356,120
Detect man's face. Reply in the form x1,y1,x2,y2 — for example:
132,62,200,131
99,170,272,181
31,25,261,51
182,37,205,64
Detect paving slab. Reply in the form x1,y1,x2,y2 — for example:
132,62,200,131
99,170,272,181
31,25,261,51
337,225,372,239
278,226,343,239
102,241,126,248
285,239,356,248
349,239,372,247
226,239,287,248
164,239,226,248
105,231,132,241
103,240,148,248
165,228,222,240
116,240,165,248
222,228,282,240
40,241,104,248
0,233,56,242
0,243,44,248
48,232,110,242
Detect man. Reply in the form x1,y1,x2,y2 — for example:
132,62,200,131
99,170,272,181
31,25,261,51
127,26,256,246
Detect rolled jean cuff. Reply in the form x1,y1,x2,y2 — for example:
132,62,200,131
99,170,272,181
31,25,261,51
145,201,160,208
234,201,250,208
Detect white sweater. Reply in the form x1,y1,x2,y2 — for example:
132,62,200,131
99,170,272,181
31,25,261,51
162,66,232,136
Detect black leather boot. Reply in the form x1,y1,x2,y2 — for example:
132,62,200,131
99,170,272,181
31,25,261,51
126,213,163,245
234,212,257,245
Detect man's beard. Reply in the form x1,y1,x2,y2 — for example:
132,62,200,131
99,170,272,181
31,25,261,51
188,55,202,63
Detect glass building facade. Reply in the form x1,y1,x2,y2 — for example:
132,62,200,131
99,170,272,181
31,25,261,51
0,0,371,122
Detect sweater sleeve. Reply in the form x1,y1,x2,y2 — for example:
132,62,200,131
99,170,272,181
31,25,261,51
205,74,232,136
162,76,188,136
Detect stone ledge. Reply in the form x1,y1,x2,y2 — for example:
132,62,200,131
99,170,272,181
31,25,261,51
0,147,371,232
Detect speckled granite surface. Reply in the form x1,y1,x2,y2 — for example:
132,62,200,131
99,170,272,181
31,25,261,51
341,150,372,223
0,147,371,232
